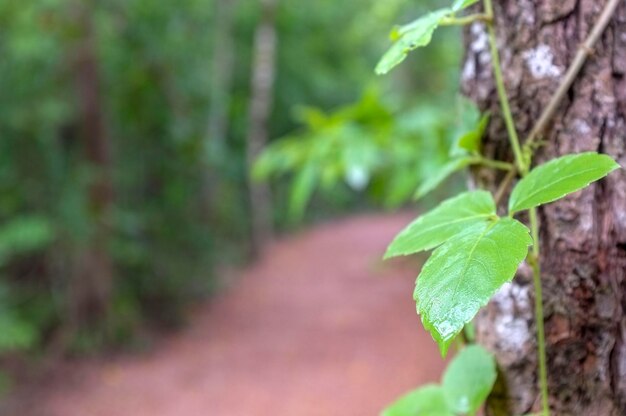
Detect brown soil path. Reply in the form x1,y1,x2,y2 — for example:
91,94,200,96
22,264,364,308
13,214,445,416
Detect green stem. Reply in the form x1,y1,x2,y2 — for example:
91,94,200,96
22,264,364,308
528,208,549,416
483,0,549,413
477,157,514,171
482,0,526,174
440,13,491,26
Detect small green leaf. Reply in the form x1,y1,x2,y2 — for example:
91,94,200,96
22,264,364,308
455,112,489,154
442,345,497,414
463,322,476,343
414,156,475,200
381,384,454,416
415,217,532,355
452,0,479,11
385,190,495,258
376,9,451,75
509,152,620,214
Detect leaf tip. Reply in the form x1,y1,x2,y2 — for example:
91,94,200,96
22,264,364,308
437,336,453,358
382,247,397,260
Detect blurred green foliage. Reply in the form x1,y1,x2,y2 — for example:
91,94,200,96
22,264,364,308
0,0,464,362
254,90,470,221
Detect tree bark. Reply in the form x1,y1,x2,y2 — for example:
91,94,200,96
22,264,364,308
246,0,277,254
462,1,626,415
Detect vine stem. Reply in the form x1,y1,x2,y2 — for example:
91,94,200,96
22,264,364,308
529,208,549,416
525,0,622,148
476,157,514,171
482,0,525,174
440,13,492,26
482,0,549,414
494,169,516,206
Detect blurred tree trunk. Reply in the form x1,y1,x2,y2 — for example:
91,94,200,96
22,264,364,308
203,0,236,219
246,0,277,254
208,0,236,155
462,1,626,414
69,1,114,329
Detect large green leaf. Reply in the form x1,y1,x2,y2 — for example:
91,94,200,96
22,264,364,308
509,152,620,214
385,191,495,258
414,156,475,200
442,345,496,414
381,384,454,416
452,0,479,11
415,217,532,355
375,9,451,75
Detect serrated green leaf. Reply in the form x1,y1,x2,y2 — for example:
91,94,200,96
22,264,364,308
456,112,489,154
381,384,454,416
442,345,497,414
452,0,479,11
414,156,476,200
376,9,451,75
509,152,620,214
415,217,532,355
385,191,495,258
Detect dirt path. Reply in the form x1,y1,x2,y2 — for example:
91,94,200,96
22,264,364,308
13,214,445,416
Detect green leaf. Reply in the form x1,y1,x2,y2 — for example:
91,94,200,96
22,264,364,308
463,322,476,343
381,384,454,416
0,216,54,266
414,156,475,200
442,345,497,414
0,313,37,351
509,152,620,214
455,112,489,155
288,164,317,222
376,9,451,75
415,217,532,355
452,0,479,11
385,191,495,258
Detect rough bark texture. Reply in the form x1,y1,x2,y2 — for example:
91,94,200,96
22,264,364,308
462,1,626,415
246,0,277,253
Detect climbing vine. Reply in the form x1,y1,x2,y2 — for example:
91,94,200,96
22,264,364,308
378,0,622,415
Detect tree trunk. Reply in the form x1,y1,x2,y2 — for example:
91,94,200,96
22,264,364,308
70,0,114,329
462,1,626,415
246,0,277,254
208,0,236,156
203,0,237,220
